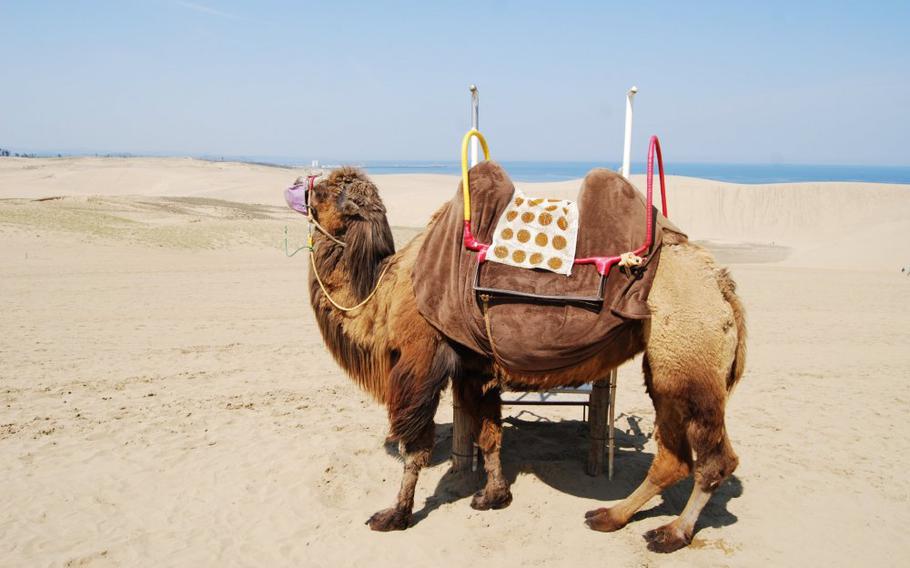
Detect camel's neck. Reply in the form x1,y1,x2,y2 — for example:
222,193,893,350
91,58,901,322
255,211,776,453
314,212,395,295
307,217,396,403
308,236,354,299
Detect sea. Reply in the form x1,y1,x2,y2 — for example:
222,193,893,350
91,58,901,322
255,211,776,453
321,160,910,184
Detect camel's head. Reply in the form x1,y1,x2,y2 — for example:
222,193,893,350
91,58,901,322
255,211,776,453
308,167,388,238
309,167,395,299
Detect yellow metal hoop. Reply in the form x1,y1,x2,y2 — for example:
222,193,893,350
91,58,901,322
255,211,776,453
460,129,491,221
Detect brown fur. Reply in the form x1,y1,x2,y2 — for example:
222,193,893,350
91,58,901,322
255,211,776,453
305,168,747,552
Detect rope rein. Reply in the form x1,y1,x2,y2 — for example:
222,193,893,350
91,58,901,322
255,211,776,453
309,252,391,312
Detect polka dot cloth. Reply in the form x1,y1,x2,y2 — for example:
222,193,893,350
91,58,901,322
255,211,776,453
488,189,579,276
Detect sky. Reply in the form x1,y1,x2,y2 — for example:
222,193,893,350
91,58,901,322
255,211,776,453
1,0,908,165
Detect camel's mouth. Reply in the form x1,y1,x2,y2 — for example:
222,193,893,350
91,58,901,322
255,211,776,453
284,181,309,216
284,174,322,217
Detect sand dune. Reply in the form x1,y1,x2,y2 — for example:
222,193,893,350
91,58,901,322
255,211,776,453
3,156,907,270
1,158,909,566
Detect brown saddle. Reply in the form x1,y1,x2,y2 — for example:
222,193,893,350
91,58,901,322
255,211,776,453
413,161,682,374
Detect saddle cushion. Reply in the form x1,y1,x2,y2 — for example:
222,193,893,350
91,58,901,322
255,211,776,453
413,161,684,374
487,189,580,275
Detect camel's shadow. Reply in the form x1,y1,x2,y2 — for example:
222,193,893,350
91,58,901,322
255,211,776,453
384,413,742,534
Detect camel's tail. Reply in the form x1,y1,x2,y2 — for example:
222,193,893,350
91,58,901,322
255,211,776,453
716,266,747,394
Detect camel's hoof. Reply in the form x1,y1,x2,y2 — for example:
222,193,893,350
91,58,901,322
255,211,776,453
470,488,513,510
584,508,627,532
366,508,410,531
643,524,692,553
584,507,609,519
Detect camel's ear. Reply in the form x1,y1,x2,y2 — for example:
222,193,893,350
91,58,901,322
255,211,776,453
339,178,377,218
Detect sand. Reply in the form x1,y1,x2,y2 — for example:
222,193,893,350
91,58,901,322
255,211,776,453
1,157,909,567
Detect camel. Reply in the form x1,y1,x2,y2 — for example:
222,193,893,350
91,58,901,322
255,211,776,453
303,166,746,553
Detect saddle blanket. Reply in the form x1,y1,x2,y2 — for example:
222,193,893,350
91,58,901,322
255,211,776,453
413,161,683,373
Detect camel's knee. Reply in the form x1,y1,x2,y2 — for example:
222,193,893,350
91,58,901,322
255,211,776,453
694,441,738,491
648,447,692,488
687,412,738,490
646,416,693,488
477,390,502,453
399,422,434,469
477,419,501,452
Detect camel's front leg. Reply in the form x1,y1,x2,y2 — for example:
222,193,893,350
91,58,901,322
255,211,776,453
470,387,513,510
367,422,434,531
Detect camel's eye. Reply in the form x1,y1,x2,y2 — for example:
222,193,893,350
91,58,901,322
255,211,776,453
311,186,329,205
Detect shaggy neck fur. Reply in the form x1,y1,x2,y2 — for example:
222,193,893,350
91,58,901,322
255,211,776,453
308,183,396,403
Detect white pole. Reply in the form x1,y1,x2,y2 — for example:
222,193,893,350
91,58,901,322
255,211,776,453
470,84,480,167
621,86,638,179
611,87,636,477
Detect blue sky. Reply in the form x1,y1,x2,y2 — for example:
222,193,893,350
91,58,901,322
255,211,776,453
1,1,908,165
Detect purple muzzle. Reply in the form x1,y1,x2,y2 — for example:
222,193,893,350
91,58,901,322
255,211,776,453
284,174,321,216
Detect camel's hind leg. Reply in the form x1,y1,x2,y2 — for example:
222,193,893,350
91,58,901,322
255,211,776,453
586,358,738,553
609,241,744,552
586,357,693,532
643,398,739,553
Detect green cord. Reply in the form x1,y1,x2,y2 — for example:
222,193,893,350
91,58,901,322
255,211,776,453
284,225,312,257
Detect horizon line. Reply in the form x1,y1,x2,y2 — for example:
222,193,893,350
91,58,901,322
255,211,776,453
3,151,910,171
